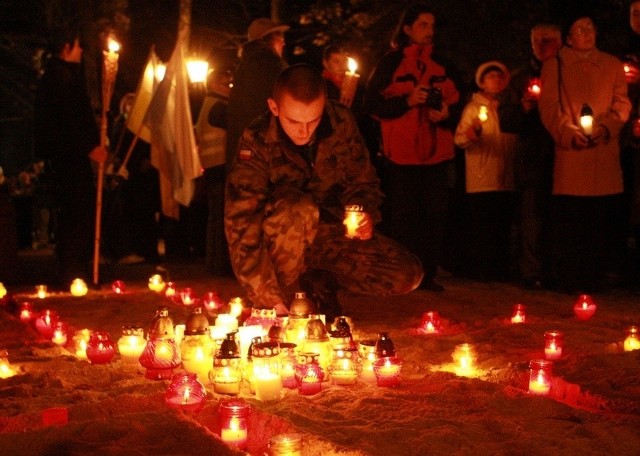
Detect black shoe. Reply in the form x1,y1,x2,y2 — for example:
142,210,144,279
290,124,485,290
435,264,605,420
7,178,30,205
419,279,445,292
299,269,343,322
522,278,543,290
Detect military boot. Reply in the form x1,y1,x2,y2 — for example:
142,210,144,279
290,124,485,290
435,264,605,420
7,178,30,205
298,269,343,323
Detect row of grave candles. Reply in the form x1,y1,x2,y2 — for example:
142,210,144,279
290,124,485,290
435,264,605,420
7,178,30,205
5,283,640,395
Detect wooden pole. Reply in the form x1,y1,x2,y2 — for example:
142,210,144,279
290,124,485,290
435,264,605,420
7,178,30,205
93,36,120,286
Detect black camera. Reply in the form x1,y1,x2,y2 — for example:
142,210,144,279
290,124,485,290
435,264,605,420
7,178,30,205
425,87,443,110
420,75,446,110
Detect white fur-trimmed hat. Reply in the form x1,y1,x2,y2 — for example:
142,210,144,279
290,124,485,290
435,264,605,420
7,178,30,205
475,60,510,87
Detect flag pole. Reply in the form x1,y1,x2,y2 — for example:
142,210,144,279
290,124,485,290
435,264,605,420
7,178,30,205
93,34,120,286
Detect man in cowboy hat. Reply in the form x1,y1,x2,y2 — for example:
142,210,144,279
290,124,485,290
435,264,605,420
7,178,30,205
226,18,290,172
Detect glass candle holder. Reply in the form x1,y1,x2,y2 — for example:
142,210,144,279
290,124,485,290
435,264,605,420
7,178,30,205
343,204,364,239
228,297,245,318
251,342,282,401
373,356,402,387
218,398,250,451
375,332,396,358
51,321,68,346
510,304,526,324
180,334,215,383
358,339,378,383
0,282,6,300
295,352,324,395
268,433,304,456
211,332,242,395
111,280,126,294
278,342,298,389
528,359,552,395
139,338,181,379
70,278,88,297
117,326,146,365
180,287,195,306
214,314,239,334
329,347,361,386
624,326,640,352
419,310,441,333
72,329,91,360
573,294,596,321
148,274,166,293
0,350,17,379
452,343,477,377
36,284,47,299
164,281,176,298
86,331,116,364
244,307,278,333
285,315,310,347
147,307,175,340
164,372,207,413
237,325,264,360
202,291,223,314
242,336,262,394
303,316,332,381
34,309,58,340
19,301,35,323
544,331,564,360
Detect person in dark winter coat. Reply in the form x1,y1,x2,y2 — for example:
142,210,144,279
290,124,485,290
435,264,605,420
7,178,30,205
33,26,107,285
225,18,289,174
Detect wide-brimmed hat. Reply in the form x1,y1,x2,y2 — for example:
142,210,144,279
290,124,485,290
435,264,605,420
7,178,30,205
475,60,510,87
247,18,290,42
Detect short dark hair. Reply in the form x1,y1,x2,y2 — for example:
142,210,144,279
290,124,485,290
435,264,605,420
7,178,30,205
49,25,80,56
392,2,435,49
272,64,327,103
323,44,345,62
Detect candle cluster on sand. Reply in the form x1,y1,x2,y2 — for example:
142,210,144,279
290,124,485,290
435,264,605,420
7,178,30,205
624,326,640,352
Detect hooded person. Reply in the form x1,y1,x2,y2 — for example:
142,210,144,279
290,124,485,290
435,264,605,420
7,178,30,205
225,18,289,173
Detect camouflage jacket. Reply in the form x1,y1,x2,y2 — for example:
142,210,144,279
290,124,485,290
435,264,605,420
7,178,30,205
225,100,382,306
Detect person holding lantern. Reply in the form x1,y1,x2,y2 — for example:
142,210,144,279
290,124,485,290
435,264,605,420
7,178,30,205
538,12,631,294
497,23,562,289
454,61,518,282
365,2,461,291
225,64,423,318
33,26,107,286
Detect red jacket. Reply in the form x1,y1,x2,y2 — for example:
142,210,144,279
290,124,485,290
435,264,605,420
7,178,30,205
366,44,459,165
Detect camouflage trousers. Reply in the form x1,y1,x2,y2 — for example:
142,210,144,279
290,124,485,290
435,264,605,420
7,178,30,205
263,189,423,297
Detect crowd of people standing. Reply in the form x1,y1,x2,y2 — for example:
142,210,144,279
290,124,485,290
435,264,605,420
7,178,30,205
29,2,640,302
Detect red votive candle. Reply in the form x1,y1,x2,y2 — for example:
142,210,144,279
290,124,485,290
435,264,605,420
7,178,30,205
573,294,596,321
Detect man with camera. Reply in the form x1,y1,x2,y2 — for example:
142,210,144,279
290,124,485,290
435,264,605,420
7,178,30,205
365,2,460,291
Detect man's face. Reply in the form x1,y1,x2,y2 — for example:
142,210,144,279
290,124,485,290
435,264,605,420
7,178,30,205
323,52,348,76
531,29,561,62
403,13,435,46
268,92,325,146
567,17,596,53
631,1,640,35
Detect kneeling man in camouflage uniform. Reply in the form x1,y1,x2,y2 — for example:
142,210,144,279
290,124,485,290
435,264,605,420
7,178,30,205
225,64,423,317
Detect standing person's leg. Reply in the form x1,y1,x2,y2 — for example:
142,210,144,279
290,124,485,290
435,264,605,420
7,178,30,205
419,162,449,290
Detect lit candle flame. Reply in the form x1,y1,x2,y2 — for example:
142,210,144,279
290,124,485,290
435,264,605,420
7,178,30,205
478,106,488,122
107,38,120,53
182,387,191,404
347,57,358,75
